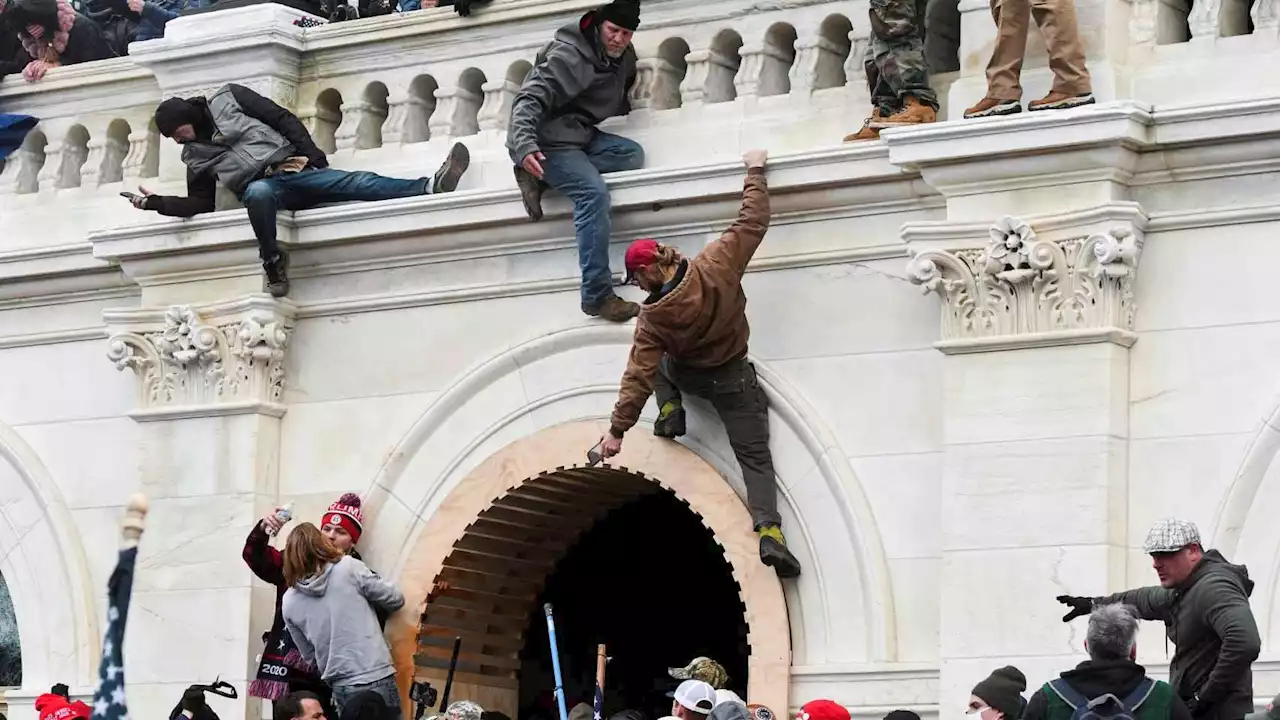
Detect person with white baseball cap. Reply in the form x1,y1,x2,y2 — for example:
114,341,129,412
670,680,717,720
1055,518,1261,720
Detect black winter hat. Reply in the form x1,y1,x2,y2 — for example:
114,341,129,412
971,666,1027,720
884,712,920,720
154,97,203,137
597,0,639,30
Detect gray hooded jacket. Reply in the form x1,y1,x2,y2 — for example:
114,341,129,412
1099,550,1261,720
282,555,405,687
506,11,636,161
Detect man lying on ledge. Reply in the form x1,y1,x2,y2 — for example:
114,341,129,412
127,82,471,298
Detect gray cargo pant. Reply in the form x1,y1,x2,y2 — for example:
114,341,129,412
653,355,783,530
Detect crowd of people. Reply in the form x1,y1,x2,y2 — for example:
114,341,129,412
0,0,491,85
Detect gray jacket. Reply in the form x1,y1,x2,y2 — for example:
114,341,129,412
1099,550,1261,720
282,555,405,688
507,11,636,161
181,85,295,195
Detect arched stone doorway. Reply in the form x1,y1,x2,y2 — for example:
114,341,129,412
414,468,751,718
379,421,791,718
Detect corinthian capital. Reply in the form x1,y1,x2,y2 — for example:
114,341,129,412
907,215,1143,351
104,295,295,420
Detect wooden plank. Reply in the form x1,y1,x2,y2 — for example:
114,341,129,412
469,516,580,544
441,555,547,584
429,584,534,607
532,473,649,502
415,652,521,676
418,625,525,655
437,563,543,593
415,644,522,671
448,542,558,570
424,603,531,630
413,668,518,690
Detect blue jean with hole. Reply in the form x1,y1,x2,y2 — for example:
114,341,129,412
242,167,428,261
513,131,645,308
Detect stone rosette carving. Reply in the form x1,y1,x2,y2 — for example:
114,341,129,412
907,215,1141,342
105,297,294,417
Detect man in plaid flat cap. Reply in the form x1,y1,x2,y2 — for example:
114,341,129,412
1055,518,1261,720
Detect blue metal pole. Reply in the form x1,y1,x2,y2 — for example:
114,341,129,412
545,603,570,720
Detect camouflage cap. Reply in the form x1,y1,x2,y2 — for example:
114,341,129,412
668,657,730,689
447,701,484,720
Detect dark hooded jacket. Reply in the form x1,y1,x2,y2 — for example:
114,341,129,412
146,83,327,217
1023,659,1193,720
609,168,769,437
5,0,114,66
82,0,136,57
506,8,636,161
0,24,34,80
1098,551,1261,720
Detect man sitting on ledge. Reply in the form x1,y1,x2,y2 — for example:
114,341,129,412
128,83,471,298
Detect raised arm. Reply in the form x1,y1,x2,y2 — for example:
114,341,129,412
697,150,770,278
241,515,285,587
228,83,328,169
1097,586,1178,621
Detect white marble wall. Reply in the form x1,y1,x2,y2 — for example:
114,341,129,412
6,2,1280,720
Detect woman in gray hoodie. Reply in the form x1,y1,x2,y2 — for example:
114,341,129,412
282,523,406,717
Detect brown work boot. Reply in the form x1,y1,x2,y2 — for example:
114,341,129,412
964,96,1022,119
842,110,883,142
513,166,544,222
870,96,937,128
1028,91,1096,112
582,294,639,323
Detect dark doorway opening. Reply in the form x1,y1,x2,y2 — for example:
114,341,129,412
515,490,748,720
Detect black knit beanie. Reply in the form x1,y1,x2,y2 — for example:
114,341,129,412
972,666,1027,720
154,97,204,138
883,712,920,720
596,0,639,30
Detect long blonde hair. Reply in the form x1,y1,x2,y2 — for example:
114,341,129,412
283,522,344,587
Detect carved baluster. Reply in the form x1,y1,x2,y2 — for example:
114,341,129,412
37,141,64,191
846,28,872,90
650,57,683,110
402,96,434,144
1252,0,1280,34
449,86,483,137
478,79,520,132
735,43,767,99
121,130,155,181
356,104,389,150
1188,0,1222,38
680,50,712,106
0,151,25,194
382,94,411,145
787,40,820,96
80,140,106,188
429,90,460,140
629,58,658,110
335,101,367,152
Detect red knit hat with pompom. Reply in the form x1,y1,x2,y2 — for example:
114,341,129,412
322,492,364,543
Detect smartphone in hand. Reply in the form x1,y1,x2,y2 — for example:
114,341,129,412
120,191,141,202
587,441,604,467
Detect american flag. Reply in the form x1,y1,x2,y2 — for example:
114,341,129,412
592,676,603,720
90,545,138,720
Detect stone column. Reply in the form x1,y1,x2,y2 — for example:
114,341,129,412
477,78,520,133
905,213,1146,715
103,296,296,720
628,58,658,110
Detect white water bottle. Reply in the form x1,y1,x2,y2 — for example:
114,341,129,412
266,502,294,536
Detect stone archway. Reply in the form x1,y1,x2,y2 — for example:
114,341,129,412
0,420,98,700
381,421,791,717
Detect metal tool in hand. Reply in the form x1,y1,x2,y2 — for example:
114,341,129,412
587,440,605,467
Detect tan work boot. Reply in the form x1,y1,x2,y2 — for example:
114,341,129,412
870,96,937,128
1028,91,1096,112
964,96,1022,119
842,109,883,142
582,294,639,322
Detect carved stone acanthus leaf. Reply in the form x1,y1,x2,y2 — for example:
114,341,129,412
106,299,294,415
906,216,1141,341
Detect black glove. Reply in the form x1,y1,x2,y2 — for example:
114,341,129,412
1056,595,1093,622
453,0,470,15
181,687,207,714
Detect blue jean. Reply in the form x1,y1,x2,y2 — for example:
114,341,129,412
517,131,644,307
242,167,428,261
331,674,401,718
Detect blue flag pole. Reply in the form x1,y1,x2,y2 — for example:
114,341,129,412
544,603,570,720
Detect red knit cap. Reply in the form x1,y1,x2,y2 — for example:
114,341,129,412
797,701,850,720
322,492,364,543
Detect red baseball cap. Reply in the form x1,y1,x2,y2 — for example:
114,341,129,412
797,700,850,720
624,238,660,284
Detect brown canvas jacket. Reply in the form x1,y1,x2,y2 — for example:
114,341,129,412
610,168,770,436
